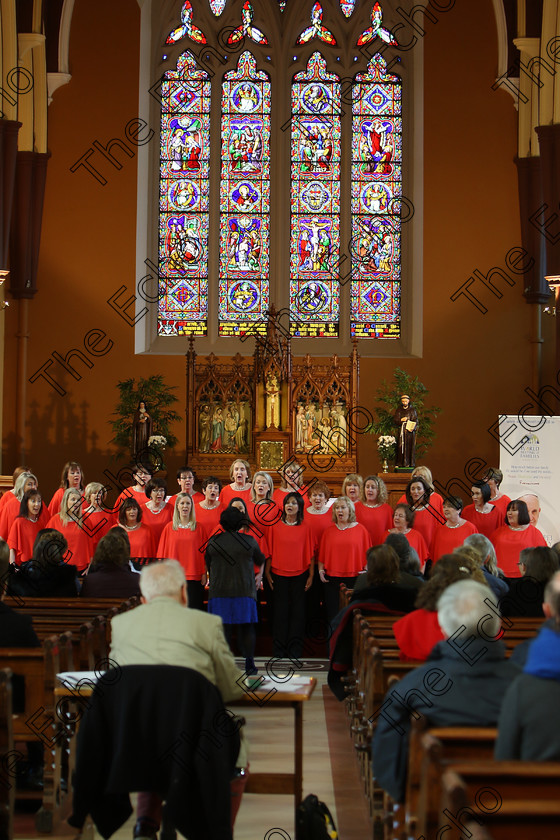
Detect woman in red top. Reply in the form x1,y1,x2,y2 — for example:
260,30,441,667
491,499,548,578
0,472,40,540
341,474,363,507
141,478,173,546
462,482,502,538
117,497,155,564
48,461,84,518
318,496,372,623
431,496,477,563
248,471,280,538
82,482,114,553
405,477,443,550
47,488,92,573
272,459,310,507
195,476,223,534
219,459,252,508
157,493,207,610
396,466,444,518
383,504,429,569
482,467,511,517
266,493,313,658
304,480,333,557
393,554,487,661
355,475,393,545
8,490,47,565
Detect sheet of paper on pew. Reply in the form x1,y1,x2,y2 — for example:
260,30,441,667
56,671,103,688
245,674,314,691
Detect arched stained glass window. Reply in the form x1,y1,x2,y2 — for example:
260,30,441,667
290,52,341,337
351,53,402,338
158,51,210,337
219,51,271,336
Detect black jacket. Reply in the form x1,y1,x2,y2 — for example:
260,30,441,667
373,637,520,803
0,601,39,647
80,565,141,598
205,530,265,600
6,559,79,598
69,665,238,840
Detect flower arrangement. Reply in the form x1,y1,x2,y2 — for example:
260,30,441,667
148,435,167,450
377,435,396,460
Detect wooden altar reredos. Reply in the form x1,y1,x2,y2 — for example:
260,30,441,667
185,320,360,491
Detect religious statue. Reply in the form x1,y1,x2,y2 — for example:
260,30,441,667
394,394,417,468
265,373,280,429
132,400,153,459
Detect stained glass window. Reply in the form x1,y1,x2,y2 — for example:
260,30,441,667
166,1,207,44
157,51,210,336
296,3,336,46
290,52,341,337
351,53,402,338
339,0,355,17
227,2,268,45
208,0,226,15
219,51,271,337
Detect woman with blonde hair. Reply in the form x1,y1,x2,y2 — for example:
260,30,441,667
157,492,207,610
355,475,393,544
220,459,252,508
341,473,363,505
47,487,92,572
83,482,113,553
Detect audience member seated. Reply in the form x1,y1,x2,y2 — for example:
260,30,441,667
350,545,417,612
384,532,424,590
7,529,79,597
491,499,547,578
510,570,560,667
495,571,560,760
431,496,476,562
500,545,559,617
383,504,429,569
80,531,141,598
462,481,502,538
0,538,40,643
108,559,245,840
392,554,488,661
462,532,509,598
482,467,511,516
373,579,520,804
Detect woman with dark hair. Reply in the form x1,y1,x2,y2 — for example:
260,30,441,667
7,529,79,597
383,504,429,569
80,531,141,598
157,493,207,610
491,499,547,578
206,507,266,674
462,482,501,538
318,496,372,623
48,462,84,517
118,497,155,562
500,546,559,617
228,497,268,584
0,472,46,540
7,490,47,565
141,477,173,546
47,488,92,573
195,476,223,533
431,496,476,563
355,475,393,545
266,492,314,658
393,554,489,661
349,545,417,612
404,476,440,548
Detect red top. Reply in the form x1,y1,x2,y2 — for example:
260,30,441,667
408,507,443,550
304,507,333,556
462,504,502,539
219,485,252,508
0,495,48,540
397,491,445,518
0,490,15,512
490,524,548,577
393,609,445,661
141,503,173,546
46,515,92,571
354,502,393,545
431,520,477,562
114,487,150,516
488,494,511,517
48,487,65,518
7,517,44,565
319,522,371,577
383,528,429,565
82,509,114,553
158,524,207,579
272,486,309,508
168,491,204,508
268,520,313,576
195,503,223,534
121,523,156,561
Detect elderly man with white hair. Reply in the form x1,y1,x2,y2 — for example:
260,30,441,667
372,579,520,804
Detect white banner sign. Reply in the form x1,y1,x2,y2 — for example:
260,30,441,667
498,415,560,547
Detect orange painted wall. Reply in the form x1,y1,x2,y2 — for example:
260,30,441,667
2,0,554,502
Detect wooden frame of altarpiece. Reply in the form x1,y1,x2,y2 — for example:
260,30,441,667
185,327,359,492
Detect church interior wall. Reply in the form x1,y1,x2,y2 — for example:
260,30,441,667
1,0,554,500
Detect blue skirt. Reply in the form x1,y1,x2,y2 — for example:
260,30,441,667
208,596,257,625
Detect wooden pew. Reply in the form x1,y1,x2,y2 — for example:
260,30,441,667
0,633,74,832
439,763,560,840
0,669,14,840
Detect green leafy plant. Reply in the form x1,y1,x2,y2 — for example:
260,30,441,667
109,375,182,459
367,368,441,461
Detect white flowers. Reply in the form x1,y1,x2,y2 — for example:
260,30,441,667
148,435,167,449
377,435,396,459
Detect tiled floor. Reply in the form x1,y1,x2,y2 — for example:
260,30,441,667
15,661,371,840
